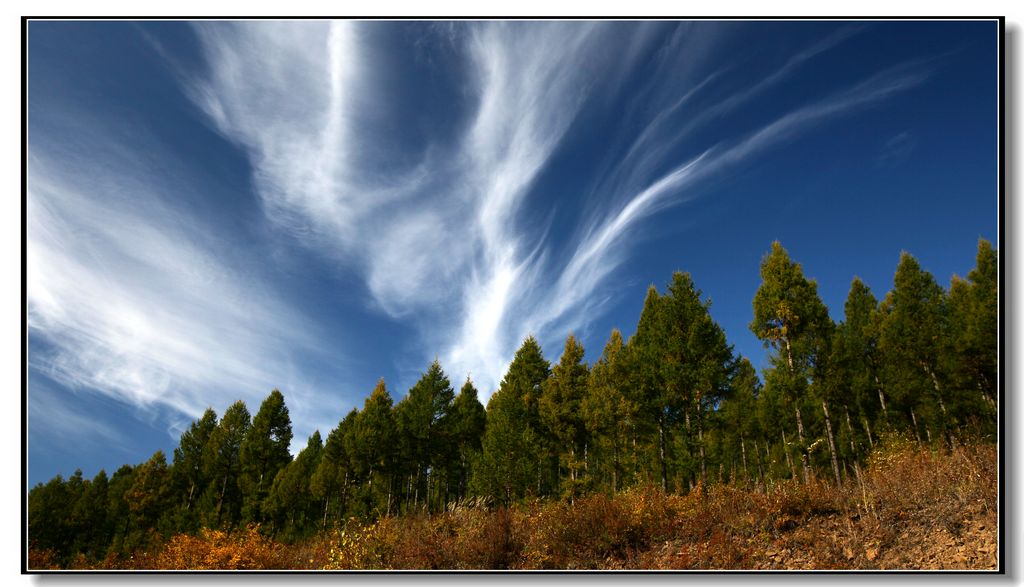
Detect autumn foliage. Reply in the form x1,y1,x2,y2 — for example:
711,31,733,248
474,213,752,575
31,439,995,570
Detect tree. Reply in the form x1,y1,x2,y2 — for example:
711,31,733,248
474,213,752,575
448,378,486,501
582,329,636,493
878,252,950,444
350,379,398,517
310,409,357,529
827,278,883,460
171,408,218,529
661,272,734,487
124,451,173,551
947,239,998,429
540,334,590,499
626,285,671,491
395,360,456,512
265,431,322,540
200,400,251,527
239,390,293,525
750,242,832,484
473,336,550,503
718,357,761,484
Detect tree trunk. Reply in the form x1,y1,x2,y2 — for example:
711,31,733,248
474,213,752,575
322,495,330,530
910,408,923,445
216,475,227,523
844,408,857,455
740,436,749,482
783,338,810,484
862,415,875,449
658,416,668,493
698,415,707,485
612,440,620,493
794,405,810,484
822,399,841,486
753,438,764,484
874,375,889,421
782,429,797,481
923,364,948,417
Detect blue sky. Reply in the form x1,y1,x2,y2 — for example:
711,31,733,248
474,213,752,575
26,20,998,486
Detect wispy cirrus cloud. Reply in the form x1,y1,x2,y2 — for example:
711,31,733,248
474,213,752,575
182,21,932,397
26,126,342,445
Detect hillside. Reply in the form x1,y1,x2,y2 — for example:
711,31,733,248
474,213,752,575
30,438,997,571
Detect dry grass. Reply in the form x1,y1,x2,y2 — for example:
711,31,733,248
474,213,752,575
32,439,997,571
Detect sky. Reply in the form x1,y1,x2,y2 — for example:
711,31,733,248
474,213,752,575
25,20,998,487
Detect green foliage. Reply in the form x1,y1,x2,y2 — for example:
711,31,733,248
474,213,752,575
350,379,398,517
265,431,322,541
27,239,997,569
310,409,357,530
239,390,293,524
582,329,637,493
474,336,550,503
171,408,217,532
395,360,457,513
200,400,251,528
540,334,590,498
449,379,487,500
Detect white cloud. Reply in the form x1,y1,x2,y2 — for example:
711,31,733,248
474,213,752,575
181,21,933,400
26,137,340,452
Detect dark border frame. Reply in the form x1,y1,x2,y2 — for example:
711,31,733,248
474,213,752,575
20,15,1007,575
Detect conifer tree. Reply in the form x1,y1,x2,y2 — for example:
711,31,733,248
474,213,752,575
351,379,397,517
265,431,322,540
719,357,761,484
879,252,951,443
829,279,883,458
395,360,456,512
473,336,550,503
751,242,832,484
310,409,358,528
124,451,172,551
105,464,136,555
449,379,486,501
239,390,293,524
627,285,672,491
200,400,250,527
582,329,636,493
171,408,217,528
540,334,590,498
947,239,998,427
661,272,734,487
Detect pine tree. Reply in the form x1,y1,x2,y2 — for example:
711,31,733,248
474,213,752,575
310,409,358,529
473,336,550,503
582,329,636,493
540,334,590,499
200,400,251,528
395,360,456,512
124,451,172,551
828,279,883,460
449,379,486,501
171,408,217,530
879,252,951,444
947,239,998,429
626,285,672,491
719,357,761,485
661,272,734,488
239,390,293,525
105,464,136,555
265,431,323,540
751,242,832,484
350,379,397,517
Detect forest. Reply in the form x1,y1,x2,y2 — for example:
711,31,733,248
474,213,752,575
26,239,999,570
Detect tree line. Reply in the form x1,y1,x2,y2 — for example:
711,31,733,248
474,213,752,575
27,239,998,563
